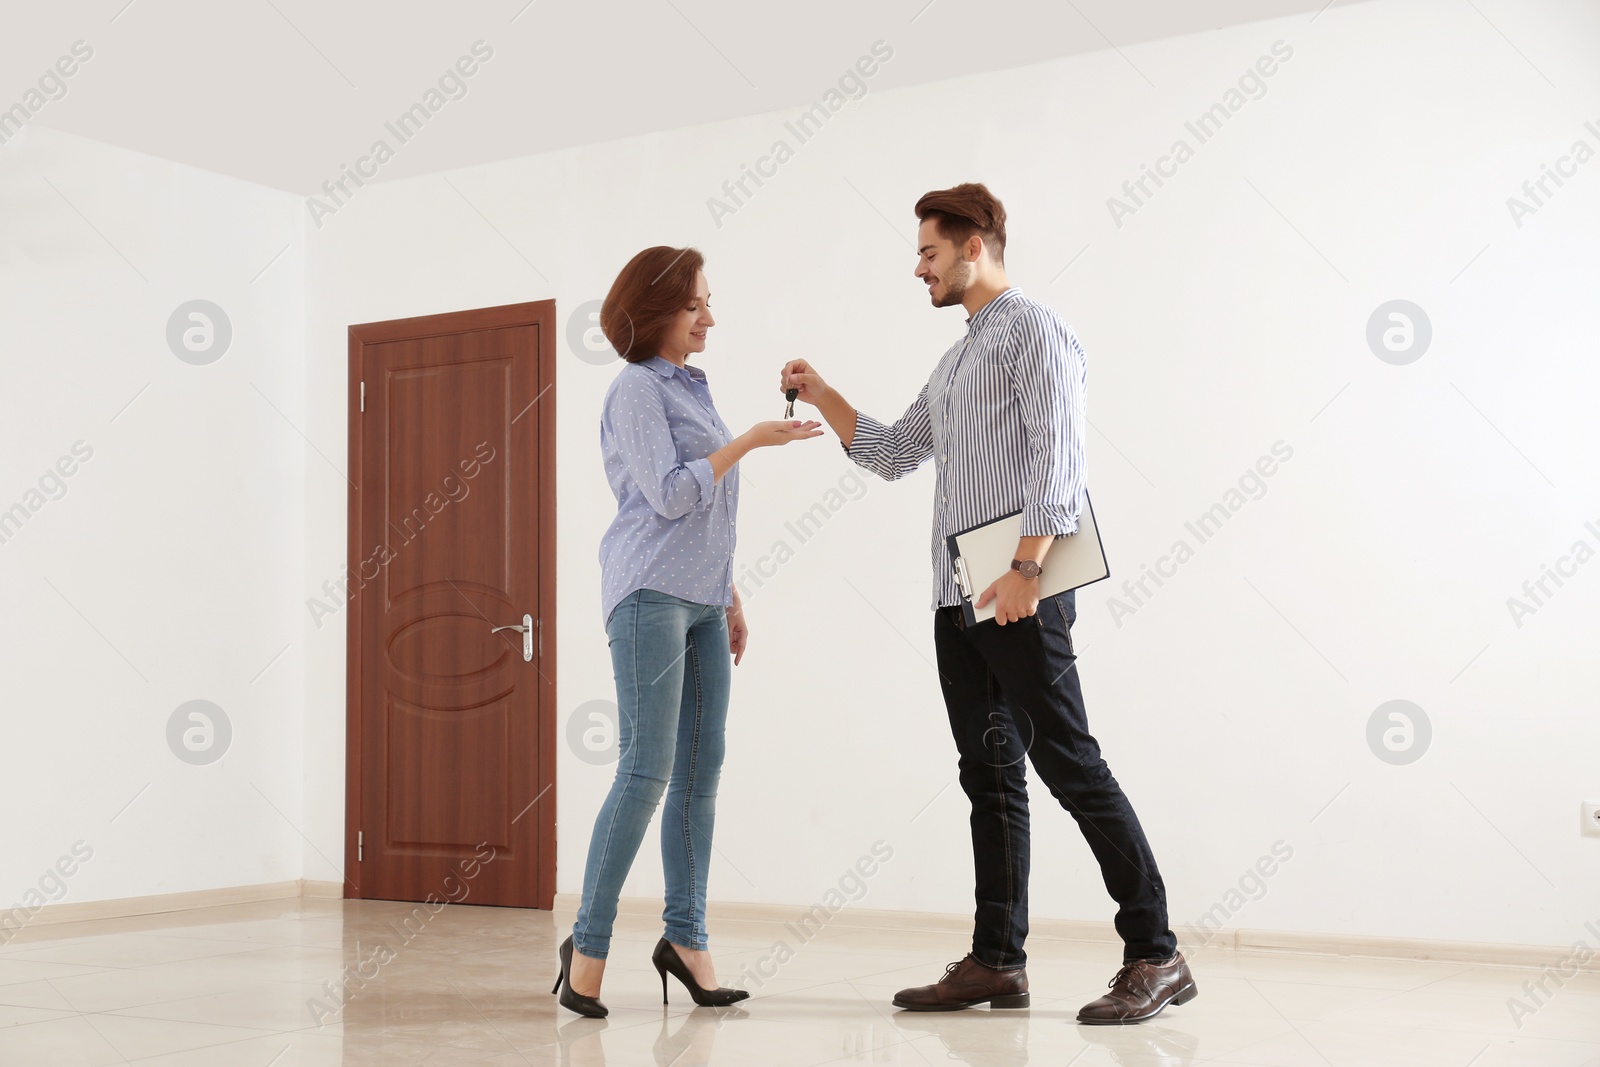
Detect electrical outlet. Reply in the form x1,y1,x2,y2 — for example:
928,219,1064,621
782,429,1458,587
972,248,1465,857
1584,801,1600,837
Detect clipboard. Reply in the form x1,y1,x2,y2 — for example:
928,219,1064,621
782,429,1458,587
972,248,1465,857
946,493,1110,627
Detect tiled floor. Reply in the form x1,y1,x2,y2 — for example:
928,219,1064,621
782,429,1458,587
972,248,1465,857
0,898,1597,1065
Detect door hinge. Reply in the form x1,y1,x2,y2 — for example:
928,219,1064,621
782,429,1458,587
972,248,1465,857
357,830,363,862
359,381,365,412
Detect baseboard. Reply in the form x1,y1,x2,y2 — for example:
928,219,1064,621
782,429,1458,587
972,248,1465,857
1177,924,1600,971
552,892,1600,973
1,879,332,934
13,882,1593,974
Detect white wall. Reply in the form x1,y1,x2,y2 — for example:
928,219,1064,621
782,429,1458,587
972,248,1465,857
303,0,1600,948
6,0,1597,951
0,126,308,909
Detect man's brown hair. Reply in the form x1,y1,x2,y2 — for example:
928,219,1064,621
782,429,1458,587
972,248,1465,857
601,246,705,363
914,183,1007,264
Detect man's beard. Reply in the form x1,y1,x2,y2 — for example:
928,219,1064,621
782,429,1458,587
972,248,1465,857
931,258,971,307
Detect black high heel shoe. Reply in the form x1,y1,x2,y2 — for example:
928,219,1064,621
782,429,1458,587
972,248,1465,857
552,935,608,1018
651,938,750,1007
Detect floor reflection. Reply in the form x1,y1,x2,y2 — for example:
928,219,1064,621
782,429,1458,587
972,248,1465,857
654,1006,750,1066
2,898,1586,1065
544,1005,753,1067
1077,1021,1201,1065
894,1010,1031,1065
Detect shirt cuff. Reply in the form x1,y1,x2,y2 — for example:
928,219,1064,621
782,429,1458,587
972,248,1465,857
685,458,717,509
1020,502,1079,538
844,410,887,459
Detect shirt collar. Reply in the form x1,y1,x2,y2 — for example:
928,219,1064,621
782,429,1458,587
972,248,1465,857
965,287,1024,330
641,356,706,382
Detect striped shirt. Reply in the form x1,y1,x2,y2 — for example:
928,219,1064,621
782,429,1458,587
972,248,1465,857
845,287,1086,611
598,356,739,624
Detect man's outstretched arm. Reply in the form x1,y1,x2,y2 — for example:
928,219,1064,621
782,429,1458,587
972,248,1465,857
780,359,932,480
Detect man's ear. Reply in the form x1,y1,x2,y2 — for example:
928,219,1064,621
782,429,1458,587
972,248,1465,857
965,235,984,263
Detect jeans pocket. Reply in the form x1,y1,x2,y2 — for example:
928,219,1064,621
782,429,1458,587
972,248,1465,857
638,589,707,613
1054,596,1075,658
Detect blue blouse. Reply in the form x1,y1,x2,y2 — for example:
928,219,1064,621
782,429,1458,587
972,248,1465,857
598,356,739,624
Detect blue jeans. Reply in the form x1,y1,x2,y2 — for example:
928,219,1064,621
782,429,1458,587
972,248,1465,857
573,589,731,959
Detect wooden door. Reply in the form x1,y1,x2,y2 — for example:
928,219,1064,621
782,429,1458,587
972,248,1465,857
345,300,556,909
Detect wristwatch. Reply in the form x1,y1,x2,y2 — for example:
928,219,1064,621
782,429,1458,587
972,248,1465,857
1011,559,1042,580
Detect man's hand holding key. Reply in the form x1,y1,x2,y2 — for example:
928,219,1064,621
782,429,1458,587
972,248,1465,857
779,359,831,407
779,360,861,449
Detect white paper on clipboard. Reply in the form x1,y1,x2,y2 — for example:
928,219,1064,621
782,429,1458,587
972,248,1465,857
947,493,1110,626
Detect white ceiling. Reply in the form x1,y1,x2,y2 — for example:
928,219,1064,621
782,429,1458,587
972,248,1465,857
11,0,1363,196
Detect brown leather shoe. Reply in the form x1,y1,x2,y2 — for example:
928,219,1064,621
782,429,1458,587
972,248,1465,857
892,954,1030,1012
1076,953,1197,1025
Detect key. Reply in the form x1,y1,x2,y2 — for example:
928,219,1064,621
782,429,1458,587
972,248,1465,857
784,387,798,419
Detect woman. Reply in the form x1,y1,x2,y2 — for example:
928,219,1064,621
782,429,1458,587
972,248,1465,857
552,246,822,1016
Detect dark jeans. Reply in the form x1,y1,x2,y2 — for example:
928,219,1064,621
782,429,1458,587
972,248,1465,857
933,589,1177,968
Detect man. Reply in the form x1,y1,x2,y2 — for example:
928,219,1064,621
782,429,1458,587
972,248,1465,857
779,183,1195,1025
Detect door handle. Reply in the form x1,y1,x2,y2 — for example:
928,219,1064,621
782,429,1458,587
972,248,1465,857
491,613,534,662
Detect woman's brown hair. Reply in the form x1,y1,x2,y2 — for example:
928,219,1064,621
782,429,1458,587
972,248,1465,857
601,246,705,363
